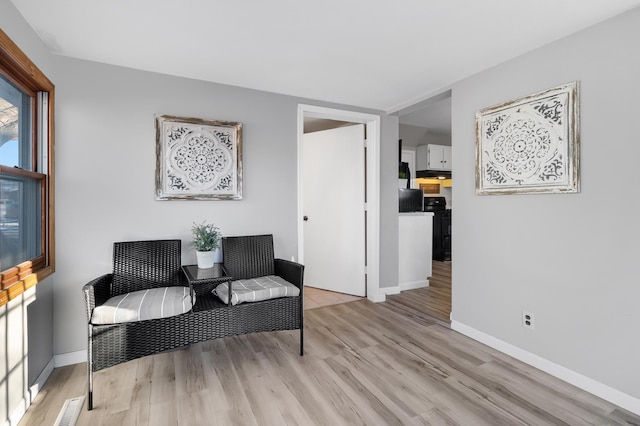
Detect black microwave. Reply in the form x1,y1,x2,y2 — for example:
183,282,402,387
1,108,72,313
399,188,424,212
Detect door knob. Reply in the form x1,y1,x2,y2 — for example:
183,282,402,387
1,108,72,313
303,216,309,221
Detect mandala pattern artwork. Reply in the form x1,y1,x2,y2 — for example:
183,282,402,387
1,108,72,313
155,115,242,200
165,124,235,194
166,127,233,191
478,86,575,193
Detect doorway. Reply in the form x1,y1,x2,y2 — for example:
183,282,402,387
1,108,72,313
297,104,381,302
396,91,452,321
302,124,366,297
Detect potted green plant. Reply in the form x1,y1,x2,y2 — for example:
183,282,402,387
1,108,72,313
191,221,221,269
399,171,409,189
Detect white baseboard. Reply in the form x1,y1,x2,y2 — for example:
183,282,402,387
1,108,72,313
399,279,429,291
368,284,400,302
368,292,386,303
382,286,400,295
451,320,640,416
7,357,55,426
54,350,87,367
372,280,430,303
381,286,400,296
31,357,55,396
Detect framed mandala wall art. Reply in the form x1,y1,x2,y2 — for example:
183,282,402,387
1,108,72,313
475,81,580,195
155,115,243,200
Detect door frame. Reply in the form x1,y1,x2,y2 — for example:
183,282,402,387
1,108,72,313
297,104,381,302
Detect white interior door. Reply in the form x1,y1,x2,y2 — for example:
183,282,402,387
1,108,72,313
303,124,366,296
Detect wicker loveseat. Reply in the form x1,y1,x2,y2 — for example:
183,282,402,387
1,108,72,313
82,235,304,410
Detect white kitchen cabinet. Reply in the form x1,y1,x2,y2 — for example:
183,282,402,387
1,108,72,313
417,144,452,171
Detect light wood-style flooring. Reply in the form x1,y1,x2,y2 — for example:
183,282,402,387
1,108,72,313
20,284,640,426
304,260,451,322
304,286,362,310
388,260,452,324
20,280,639,425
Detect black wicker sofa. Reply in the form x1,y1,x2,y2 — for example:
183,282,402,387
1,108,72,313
82,234,304,410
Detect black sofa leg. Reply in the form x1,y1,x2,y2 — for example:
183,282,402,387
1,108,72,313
300,327,304,356
87,363,93,410
87,326,93,410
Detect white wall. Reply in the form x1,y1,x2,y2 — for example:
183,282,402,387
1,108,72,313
379,115,400,289
49,55,397,355
399,123,451,148
451,6,640,405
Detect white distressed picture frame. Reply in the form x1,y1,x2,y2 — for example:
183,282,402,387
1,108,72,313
475,82,580,195
155,115,243,200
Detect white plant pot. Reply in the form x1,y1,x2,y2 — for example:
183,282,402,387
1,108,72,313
196,250,216,269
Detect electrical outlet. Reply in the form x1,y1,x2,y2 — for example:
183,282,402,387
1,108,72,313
523,311,535,330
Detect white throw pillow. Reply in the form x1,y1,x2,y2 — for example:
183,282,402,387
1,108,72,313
91,286,195,325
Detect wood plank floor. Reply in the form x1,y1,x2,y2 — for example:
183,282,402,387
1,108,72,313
304,286,362,310
305,260,451,321
20,289,639,425
388,260,452,323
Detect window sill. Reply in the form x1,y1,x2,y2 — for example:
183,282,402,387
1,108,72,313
0,265,53,307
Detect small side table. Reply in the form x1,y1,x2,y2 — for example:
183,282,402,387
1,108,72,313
182,264,232,303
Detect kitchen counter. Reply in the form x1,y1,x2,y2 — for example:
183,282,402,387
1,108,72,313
398,212,433,290
399,212,434,216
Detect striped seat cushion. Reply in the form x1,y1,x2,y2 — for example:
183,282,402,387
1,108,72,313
91,286,195,325
214,275,300,306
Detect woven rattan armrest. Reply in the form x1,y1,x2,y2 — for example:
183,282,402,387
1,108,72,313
82,273,113,321
274,259,304,288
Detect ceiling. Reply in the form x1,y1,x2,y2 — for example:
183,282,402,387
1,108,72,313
399,95,452,135
10,0,640,118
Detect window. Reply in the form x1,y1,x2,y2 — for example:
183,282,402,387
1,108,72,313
0,29,54,305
